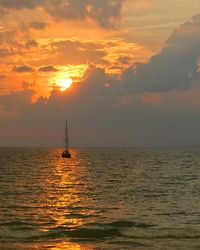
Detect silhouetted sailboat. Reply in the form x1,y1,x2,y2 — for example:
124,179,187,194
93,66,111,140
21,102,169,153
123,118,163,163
62,119,71,158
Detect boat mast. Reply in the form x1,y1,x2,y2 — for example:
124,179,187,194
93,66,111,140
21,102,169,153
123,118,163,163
65,119,69,149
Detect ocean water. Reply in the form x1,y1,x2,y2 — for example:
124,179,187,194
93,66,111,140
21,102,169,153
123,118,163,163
0,147,200,250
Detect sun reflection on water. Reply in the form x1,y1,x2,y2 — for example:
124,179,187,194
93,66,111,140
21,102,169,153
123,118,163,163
0,148,110,250
47,241,94,250
35,148,94,239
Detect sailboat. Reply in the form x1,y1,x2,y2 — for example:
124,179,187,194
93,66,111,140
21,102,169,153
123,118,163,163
62,119,71,158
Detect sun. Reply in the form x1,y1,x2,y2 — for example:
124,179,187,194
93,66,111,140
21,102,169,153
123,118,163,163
57,78,73,91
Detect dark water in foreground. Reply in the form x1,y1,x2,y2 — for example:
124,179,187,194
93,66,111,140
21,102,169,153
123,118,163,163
0,147,200,250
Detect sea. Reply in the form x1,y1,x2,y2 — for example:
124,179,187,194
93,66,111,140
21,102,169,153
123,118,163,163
0,147,200,250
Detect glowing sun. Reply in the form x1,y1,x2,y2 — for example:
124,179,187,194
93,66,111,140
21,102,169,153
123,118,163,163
57,78,73,91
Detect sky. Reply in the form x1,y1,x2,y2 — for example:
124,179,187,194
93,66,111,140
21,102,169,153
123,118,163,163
1,0,200,147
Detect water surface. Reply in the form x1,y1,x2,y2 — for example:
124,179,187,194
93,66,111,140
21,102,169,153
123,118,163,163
0,147,200,249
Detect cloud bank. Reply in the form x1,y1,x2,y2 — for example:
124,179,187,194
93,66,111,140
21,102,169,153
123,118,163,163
0,0,123,28
122,14,200,93
1,14,200,146
0,0,43,9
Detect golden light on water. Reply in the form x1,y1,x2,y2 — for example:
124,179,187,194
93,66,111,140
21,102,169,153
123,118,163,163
57,78,73,91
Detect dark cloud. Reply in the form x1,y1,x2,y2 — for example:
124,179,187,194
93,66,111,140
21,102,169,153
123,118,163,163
28,21,48,30
0,0,123,28
38,65,58,72
44,0,123,28
0,88,35,112
0,0,44,9
13,65,34,72
122,14,200,93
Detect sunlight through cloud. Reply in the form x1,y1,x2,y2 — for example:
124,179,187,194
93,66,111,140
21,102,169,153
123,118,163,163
57,78,73,91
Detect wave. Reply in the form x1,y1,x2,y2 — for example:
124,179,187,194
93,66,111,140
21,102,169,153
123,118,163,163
120,227,200,240
1,219,200,242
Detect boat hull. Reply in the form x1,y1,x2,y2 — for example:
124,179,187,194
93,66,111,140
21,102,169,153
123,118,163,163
62,151,71,158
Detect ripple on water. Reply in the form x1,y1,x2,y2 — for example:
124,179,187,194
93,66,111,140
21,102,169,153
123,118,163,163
1,147,200,250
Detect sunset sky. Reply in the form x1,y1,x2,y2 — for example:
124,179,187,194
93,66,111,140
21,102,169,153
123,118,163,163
1,0,200,147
